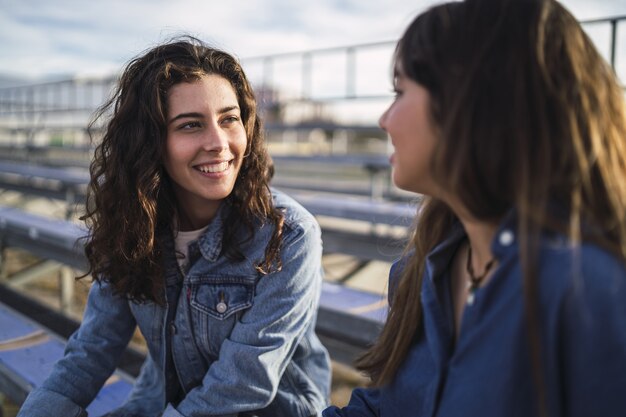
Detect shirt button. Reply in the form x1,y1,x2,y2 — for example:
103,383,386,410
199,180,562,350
216,301,228,314
499,230,515,246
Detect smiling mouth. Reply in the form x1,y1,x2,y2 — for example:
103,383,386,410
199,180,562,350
195,161,230,173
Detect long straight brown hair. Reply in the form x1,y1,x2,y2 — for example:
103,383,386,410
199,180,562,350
357,0,626,413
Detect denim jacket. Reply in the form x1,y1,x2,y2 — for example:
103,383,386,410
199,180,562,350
324,214,626,417
18,189,331,417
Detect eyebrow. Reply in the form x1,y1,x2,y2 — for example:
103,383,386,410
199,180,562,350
168,105,240,125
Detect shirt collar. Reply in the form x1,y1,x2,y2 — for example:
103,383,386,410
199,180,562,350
424,221,466,283
424,208,519,283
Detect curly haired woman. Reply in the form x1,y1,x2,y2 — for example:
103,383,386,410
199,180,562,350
18,37,330,417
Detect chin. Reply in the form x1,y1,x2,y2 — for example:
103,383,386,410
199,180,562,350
205,189,235,202
392,174,411,193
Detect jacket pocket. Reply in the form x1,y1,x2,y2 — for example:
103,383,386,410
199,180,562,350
189,275,255,320
187,274,256,358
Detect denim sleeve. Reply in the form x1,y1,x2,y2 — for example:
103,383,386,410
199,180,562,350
172,220,324,416
559,258,626,417
106,354,165,417
322,387,381,417
17,388,87,417
17,281,137,417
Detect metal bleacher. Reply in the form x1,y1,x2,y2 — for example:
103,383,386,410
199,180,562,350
0,204,390,414
0,14,622,414
0,159,415,258
0,143,412,415
0,156,412,413
0,300,135,414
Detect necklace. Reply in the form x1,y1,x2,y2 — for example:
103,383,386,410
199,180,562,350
466,245,496,305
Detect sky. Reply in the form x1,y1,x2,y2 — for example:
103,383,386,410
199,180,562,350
0,0,625,82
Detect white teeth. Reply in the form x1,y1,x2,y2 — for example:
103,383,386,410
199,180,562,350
198,162,229,173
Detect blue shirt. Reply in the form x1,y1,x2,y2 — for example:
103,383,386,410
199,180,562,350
324,216,626,417
18,189,331,417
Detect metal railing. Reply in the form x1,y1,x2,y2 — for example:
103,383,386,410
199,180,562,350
0,14,622,144
582,15,626,69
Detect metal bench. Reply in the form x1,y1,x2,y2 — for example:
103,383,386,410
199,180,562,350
0,294,134,416
0,161,414,262
0,149,411,201
0,205,387,371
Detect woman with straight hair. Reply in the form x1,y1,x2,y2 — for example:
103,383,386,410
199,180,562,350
324,0,626,416
18,37,330,417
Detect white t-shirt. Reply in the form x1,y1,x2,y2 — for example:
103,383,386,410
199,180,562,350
174,225,209,269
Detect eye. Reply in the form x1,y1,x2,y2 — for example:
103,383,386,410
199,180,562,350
177,121,202,130
221,115,240,125
391,87,403,99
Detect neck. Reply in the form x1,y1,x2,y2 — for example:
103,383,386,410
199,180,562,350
462,219,498,267
176,204,218,231
447,200,499,270
437,193,500,266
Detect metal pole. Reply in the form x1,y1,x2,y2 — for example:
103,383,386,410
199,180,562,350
27,88,35,147
59,266,75,313
302,52,312,99
346,47,356,98
69,79,77,112
263,57,273,90
610,19,617,69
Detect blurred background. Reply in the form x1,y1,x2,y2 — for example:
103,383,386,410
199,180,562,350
0,0,624,415
0,0,624,152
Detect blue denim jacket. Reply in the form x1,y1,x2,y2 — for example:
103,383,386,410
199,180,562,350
18,189,331,417
324,215,626,417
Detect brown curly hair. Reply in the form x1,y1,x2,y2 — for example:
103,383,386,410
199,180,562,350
83,36,284,303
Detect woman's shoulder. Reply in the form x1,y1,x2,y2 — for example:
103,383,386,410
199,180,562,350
540,235,625,277
538,236,626,311
270,188,319,233
387,253,412,304
538,237,626,373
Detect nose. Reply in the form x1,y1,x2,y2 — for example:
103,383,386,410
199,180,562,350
379,107,389,132
202,124,229,153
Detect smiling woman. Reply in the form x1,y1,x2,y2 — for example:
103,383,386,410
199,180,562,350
164,75,248,230
16,37,331,417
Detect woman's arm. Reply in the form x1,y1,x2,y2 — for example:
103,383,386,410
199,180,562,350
558,253,626,417
17,281,137,417
106,353,166,417
322,388,381,417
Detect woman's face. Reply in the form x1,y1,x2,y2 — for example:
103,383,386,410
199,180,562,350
379,66,439,196
164,74,247,227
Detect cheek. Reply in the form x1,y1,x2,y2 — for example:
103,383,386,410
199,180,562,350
233,133,249,157
165,137,193,162
239,129,249,148
163,141,192,178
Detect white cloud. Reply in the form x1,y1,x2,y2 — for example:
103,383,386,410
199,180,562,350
0,0,431,77
0,0,623,81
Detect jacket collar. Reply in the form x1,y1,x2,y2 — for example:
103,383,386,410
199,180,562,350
195,200,229,262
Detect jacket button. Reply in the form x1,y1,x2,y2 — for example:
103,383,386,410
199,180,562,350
499,230,514,246
170,322,177,334
216,301,227,313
